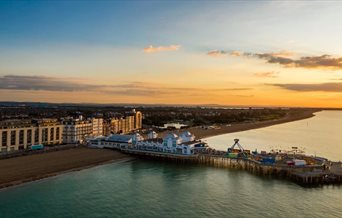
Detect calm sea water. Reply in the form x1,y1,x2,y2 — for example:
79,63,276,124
0,111,341,218
206,110,342,161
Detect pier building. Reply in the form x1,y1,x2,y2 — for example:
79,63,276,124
89,133,144,149
88,132,342,186
88,131,207,155
147,130,158,139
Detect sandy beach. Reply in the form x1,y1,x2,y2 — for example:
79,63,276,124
0,147,130,190
0,109,319,190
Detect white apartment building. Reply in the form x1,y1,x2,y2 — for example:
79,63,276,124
63,117,104,144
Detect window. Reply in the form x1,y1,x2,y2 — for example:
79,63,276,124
19,130,24,145
50,128,54,141
10,131,16,146
42,128,48,143
27,129,32,144
2,131,7,146
35,129,39,143
56,127,60,140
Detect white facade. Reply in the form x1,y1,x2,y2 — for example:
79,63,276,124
63,119,91,144
147,131,158,139
63,117,104,144
88,133,144,149
180,131,195,142
88,131,204,156
137,131,202,155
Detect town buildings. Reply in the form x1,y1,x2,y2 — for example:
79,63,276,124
0,119,63,152
63,110,142,144
103,110,143,135
0,109,143,152
91,118,103,136
62,117,103,144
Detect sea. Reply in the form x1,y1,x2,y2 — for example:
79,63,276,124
0,111,341,218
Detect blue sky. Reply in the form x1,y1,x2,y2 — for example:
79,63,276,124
1,1,340,52
1,1,342,107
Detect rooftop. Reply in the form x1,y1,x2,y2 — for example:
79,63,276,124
107,134,134,143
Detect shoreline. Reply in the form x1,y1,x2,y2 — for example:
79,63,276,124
161,109,320,139
0,147,132,190
0,109,319,190
0,157,133,192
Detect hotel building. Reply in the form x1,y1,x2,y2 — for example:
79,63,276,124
0,119,63,153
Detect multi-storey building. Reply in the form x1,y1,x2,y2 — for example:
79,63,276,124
0,119,63,153
63,117,103,144
63,118,92,144
104,110,143,135
92,118,103,137
134,110,142,129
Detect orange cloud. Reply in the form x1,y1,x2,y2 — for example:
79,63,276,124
230,51,242,57
270,50,295,58
234,51,342,70
207,50,242,57
254,71,279,78
207,50,228,57
272,82,342,92
143,45,180,53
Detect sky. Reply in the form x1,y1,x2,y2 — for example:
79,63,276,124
1,0,342,107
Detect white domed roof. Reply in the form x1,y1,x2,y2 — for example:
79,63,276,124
164,133,178,139
181,131,192,137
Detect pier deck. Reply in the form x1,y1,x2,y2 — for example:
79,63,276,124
120,148,342,186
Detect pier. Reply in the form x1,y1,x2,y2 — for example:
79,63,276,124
89,132,342,186
120,147,342,186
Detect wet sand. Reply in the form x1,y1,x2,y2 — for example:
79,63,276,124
161,109,320,139
0,147,131,190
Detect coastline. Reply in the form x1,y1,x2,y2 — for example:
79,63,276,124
161,109,320,139
0,147,132,190
0,109,319,190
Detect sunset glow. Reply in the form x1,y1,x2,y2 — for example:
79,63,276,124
1,1,342,107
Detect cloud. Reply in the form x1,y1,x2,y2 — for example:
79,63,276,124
143,45,180,53
230,51,242,57
271,82,342,92
268,50,295,58
0,75,253,97
240,52,342,70
222,88,253,91
207,50,228,57
254,71,279,78
207,50,242,57
0,75,97,92
0,75,156,96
